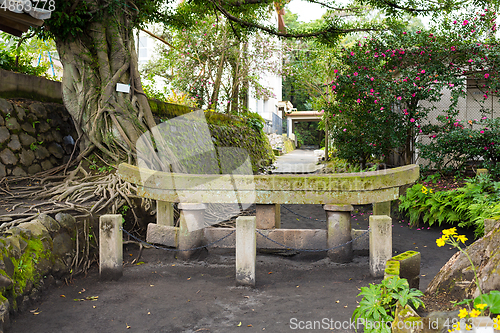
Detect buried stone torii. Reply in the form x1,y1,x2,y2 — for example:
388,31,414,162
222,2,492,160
117,164,419,271
116,111,419,281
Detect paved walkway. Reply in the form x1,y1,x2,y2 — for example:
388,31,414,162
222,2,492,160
273,149,324,174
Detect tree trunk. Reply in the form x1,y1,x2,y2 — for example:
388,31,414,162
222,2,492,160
56,13,156,163
208,50,226,110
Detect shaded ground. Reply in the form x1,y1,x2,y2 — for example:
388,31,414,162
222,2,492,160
7,203,473,333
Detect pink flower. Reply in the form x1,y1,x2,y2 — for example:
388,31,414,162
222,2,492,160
449,83,455,87
453,20,457,24
468,59,473,63
485,73,490,78
370,77,374,81
356,99,361,103
412,93,416,97
463,20,469,25
354,72,358,76
403,32,407,34
416,76,420,80
484,94,488,99
410,118,415,122
397,96,402,100
343,128,347,132
480,130,485,133
421,69,425,74
380,107,384,110
334,69,338,73
374,100,378,104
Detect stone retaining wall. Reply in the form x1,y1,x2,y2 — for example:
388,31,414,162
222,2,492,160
0,213,77,332
0,98,77,177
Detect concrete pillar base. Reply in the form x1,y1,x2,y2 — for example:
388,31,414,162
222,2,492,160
236,216,256,287
373,201,391,217
324,204,353,263
256,204,280,229
99,215,123,281
177,203,206,260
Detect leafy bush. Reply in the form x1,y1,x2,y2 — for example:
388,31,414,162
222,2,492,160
399,174,500,237
241,112,265,132
418,117,500,179
0,46,49,77
352,276,424,333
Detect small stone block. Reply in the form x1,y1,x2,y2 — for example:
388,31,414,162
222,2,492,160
204,228,235,248
236,216,256,287
326,208,353,263
392,251,421,288
256,229,327,250
256,204,280,229
351,228,369,253
146,223,178,247
476,169,488,175
99,215,123,281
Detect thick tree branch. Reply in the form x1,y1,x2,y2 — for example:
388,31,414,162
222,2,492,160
209,0,378,38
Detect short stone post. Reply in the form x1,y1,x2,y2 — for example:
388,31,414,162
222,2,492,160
324,204,353,263
256,204,280,229
177,203,206,260
157,201,174,226
99,215,123,281
476,169,489,176
369,215,392,277
236,216,256,287
484,218,499,234
373,201,391,217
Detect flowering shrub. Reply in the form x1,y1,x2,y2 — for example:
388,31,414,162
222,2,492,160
418,118,500,179
325,10,498,166
399,174,500,237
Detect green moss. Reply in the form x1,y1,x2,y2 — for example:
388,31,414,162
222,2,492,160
1,236,53,310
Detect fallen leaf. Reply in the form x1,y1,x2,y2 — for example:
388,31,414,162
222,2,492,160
150,284,154,287
268,272,272,274
237,322,242,327
29,308,38,313
33,312,40,315
148,312,151,315
244,296,250,298
344,305,348,308
248,325,253,327
335,300,339,303
126,324,131,329
136,261,145,265
93,306,96,308
60,295,65,298
187,277,191,280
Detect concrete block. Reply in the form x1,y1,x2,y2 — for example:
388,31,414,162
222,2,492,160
373,201,391,217
384,259,400,279
146,223,178,247
204,228,236,248
99,215,123,281
157,201,174,226
236,216,256,287
177,203,206,260
476,168,488,175
256,229,327,249
325,204,353,263
256,204,280,229
369,215,392,277
351,228,369,254
392,251,421,289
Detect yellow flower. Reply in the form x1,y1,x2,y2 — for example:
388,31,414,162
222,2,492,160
493,315,500,330
430,189,434,193
469,309,481,318
456,235,468,243
466,323,472,331
475,303,487,310
458,308,468,319
443,228,458,236
436,237,446,247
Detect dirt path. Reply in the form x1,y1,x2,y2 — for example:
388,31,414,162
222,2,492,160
8,204,470,333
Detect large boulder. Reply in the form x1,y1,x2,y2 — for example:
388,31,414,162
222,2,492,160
426,221,500,298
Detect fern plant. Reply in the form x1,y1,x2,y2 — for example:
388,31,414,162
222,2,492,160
399,174,500,237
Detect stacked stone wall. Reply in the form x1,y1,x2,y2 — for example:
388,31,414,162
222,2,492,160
0,98,77,177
